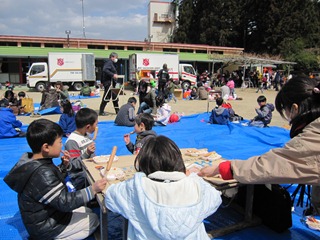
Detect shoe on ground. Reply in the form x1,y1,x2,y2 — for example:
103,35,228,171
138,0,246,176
99,112,108,116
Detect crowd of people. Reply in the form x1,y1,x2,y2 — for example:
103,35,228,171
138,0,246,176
2,51,320,239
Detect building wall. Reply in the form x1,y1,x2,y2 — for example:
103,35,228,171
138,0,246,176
148,1,176,43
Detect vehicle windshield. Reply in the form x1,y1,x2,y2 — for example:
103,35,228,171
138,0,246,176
184,66,195,75
30,65,45,75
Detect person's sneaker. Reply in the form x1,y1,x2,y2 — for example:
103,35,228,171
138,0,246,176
99,112,108,116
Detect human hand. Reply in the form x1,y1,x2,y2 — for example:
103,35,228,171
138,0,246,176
61,150,70,167
123,134,130,144
113,74,118,79
92,178,108,195
198,165,220,177
87,142,96,155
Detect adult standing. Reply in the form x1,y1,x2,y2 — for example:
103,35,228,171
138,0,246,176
157,63,169,94
99,52,120,116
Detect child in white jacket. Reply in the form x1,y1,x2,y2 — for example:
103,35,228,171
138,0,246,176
105,136,222,240
153,94,171,126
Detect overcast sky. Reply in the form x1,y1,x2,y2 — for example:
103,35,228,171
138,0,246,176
0,0,160,41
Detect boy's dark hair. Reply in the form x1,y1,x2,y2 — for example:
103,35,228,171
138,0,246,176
134,135,186,175
216,97,224,106
128,97,137,104
55,81,63,88
75,108,98,128
257,95,267,103
4,90,14,99
197,82,203,88
27,119,63,154
61,99,74,116
155,93,165,107
18,91,26,98
135,113,154,130
275,76,320,126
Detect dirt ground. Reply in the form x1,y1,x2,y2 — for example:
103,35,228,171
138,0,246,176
1,86,288,128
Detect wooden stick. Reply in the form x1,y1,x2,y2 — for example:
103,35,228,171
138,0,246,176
104,146,117,176
93,126,98,140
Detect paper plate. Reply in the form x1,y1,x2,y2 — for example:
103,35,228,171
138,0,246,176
200,152,222,161
185,163,203,174
100,167,125,180
305,216,320,231
93,155,119,164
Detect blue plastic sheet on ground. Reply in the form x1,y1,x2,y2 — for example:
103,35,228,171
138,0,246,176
1,112,319,239
69,95,100,100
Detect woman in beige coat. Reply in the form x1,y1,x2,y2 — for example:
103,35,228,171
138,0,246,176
199,76,320,214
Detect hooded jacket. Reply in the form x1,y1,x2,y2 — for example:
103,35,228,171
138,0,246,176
105,172,222,240
4,153,95,239
0,107,22,138
253,103,275,125
154,103,171,126
126,130,157,154
209,106,230,125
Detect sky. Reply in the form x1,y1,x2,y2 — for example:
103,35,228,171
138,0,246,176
0,0,164,41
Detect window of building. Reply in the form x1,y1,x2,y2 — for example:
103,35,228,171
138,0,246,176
88,45,105,49
108,46,124,50
163,48,177,52
210,51,223,55
128,46,143,51
0,42,17,46
196,50,207,54
21,42,41,47
180,49,194,53
44,43,63,48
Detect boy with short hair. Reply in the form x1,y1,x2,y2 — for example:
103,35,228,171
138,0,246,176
115,97,137,126
124,113,157,155
209,97,230,125
65,108,98,190
249,95,275,127
4,119,107,240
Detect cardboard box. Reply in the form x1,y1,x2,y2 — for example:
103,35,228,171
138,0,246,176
174,89,183,100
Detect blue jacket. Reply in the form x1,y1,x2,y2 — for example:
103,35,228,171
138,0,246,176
209,107,230,125
105,172,221,240
0,107,22,138
59,113,76,135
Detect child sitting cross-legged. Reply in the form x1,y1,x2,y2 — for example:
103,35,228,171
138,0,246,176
114,97,137,127
105,135,222,239
249,95,275,127
4,119,107,240
209,97,230,125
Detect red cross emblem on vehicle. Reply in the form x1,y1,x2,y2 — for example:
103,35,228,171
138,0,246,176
57,58,64,66
142,58,149,66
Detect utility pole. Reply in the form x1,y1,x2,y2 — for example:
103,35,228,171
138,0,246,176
81,0,86,38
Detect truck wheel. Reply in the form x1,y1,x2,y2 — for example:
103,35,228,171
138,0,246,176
73,82,83,91
181,81,191,90
35,82,46,92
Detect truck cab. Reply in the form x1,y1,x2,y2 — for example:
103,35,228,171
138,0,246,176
179,64,197,90
26,63,48,92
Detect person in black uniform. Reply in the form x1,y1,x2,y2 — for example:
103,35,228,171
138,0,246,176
99,52,120,115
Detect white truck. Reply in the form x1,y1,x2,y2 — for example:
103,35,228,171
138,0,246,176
26,52,96,91
129,53,197,90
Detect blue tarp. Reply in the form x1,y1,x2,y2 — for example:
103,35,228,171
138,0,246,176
0,113,319,239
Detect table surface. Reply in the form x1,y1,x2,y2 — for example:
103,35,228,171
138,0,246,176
82,148,239,191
